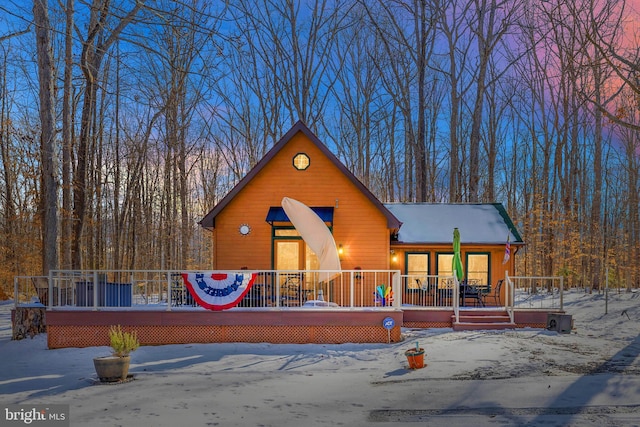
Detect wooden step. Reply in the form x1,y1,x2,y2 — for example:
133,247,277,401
453,321,517,331
452,311,517,331
458,314,510,323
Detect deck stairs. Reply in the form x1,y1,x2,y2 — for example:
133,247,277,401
452,309,516,331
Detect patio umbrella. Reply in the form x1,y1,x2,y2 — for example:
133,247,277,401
452,227,464,282
281,197,341,282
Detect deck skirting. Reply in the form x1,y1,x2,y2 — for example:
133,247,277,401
45,309,404,348
23,308,556,348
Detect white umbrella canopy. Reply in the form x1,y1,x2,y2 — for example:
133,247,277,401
281,197,341,282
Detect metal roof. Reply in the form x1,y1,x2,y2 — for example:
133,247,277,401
384,203,523,245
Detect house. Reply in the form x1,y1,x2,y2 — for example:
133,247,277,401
40,121,536,349
200,121,523,293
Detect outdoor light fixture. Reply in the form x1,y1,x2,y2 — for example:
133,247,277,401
338,244,344,256
390,250,398,263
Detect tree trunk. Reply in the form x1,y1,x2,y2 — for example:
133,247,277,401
33,0,59,275
61,0,74,270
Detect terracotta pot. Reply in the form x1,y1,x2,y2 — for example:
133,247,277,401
405,348,425,369
93,355,130,382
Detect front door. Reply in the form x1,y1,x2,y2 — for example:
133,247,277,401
274,238,320,304
273,228,319,271
275,240,303,271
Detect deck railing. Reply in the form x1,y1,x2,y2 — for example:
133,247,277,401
13,270,563,313
508,274,564,310
400,274,475,324
13,269,402,310
400,272,563,319
401,274,457,309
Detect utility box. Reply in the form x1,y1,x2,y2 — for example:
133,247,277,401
546,313,572,334
75,282,132,307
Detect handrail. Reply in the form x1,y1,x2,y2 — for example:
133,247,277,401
453,275,460,323
505,270,514,323
560,275,564,310
392,272,401,308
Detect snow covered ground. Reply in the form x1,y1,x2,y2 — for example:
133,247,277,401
1,288,639,426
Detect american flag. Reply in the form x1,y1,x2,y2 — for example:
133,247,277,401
502,236,511,265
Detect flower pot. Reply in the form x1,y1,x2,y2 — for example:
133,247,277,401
93,355,130,382
405,348,425,369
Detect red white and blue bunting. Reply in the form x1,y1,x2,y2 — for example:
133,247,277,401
181,272,257,310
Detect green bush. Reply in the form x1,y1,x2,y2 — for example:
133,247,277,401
109,325,139,357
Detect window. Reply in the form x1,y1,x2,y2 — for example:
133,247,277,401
406,253,430,290
436,253,453,276
466,253,490,285
293,153,310,170
436,253,454,287
274,228,300,237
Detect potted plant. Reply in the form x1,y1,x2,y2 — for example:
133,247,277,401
404,342,426,369
93,325,139,382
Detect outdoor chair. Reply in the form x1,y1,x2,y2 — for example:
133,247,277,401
409,278,433,306
460,282,484,307
32,277,49,305
280,273,310,306
485,279,503,306
415,278,436,292
171,283,195,306
31,277,57,306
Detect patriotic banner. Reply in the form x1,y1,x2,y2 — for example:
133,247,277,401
182,272,257,310
502,236,511,265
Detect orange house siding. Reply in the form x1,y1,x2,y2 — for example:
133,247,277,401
211,131,390,270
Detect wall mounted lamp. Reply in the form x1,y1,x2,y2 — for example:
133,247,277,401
390,250,398,263
338,244,344,256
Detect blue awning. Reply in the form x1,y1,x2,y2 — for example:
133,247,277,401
266,206,334,225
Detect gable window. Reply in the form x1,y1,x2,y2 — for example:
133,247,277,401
293,153,310,170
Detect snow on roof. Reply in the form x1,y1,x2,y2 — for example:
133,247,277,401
384,203,522,244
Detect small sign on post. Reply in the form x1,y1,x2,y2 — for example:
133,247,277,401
382,316,395,343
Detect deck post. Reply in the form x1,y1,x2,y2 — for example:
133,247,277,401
167,273,172,311
392,272,401,307
92,271,98,311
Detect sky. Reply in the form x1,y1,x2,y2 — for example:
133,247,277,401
1,288,639,426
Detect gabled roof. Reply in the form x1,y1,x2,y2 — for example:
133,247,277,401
384,203,523,245
200,121,402,230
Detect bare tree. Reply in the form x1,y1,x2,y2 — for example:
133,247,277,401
32,0,58,275
581,0,640,132
0,45,18,293
140,1,218,268
329,4,379,189
60,0,74,270
467,0,518,202
433,0,473,202
359,0,439,202
72,0,142,269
